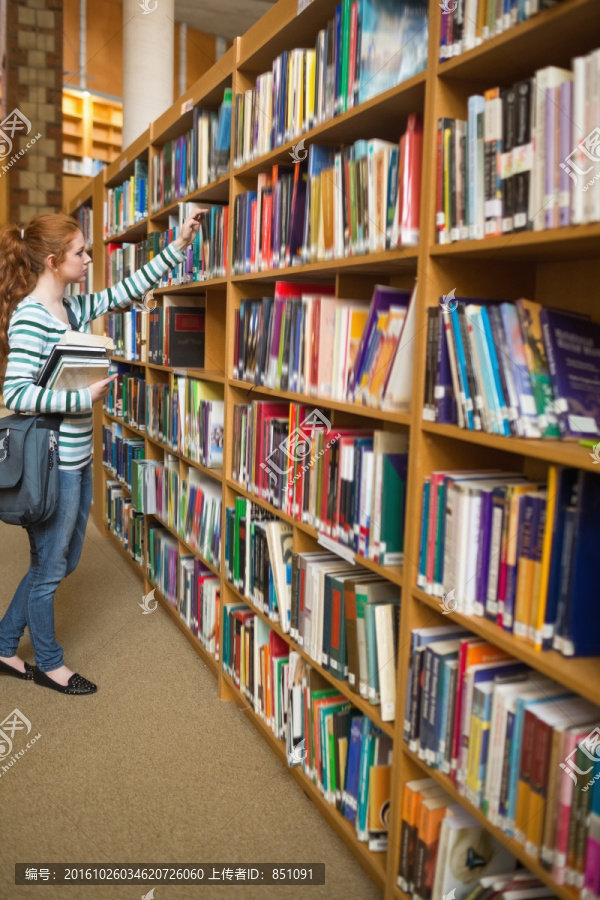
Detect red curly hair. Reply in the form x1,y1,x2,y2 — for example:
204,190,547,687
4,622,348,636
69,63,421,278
0,213,81,381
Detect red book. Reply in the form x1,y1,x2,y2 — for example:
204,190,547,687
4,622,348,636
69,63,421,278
319,430,332,533
263,192,273,269
252,401,288,498
400,113,423,246
436,119,445,241
250,198,257,270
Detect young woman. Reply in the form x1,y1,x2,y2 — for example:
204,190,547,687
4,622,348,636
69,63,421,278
0,211,201,695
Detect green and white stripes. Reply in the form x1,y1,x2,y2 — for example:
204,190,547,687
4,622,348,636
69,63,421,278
2,242,185,470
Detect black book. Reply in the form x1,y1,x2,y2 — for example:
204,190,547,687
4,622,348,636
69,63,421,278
35,344,108,389
501,86,516,233
513,78,533,232
164,306,205,368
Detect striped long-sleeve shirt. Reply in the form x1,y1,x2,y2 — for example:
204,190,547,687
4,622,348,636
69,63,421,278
3,242,185,469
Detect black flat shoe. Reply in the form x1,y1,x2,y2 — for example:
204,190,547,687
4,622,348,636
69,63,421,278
0,659,34,680
32,667,97,695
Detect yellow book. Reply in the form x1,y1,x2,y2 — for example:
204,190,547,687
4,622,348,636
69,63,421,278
532,466,557,649
466,712,482,800
358,311,388,397
321,166,335,260
366,306,406,406
297,50,303,135
306,49,316,127
310,174,321,261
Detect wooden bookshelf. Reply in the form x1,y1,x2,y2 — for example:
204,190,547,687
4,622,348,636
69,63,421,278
89,3,600,898
62,88,122,167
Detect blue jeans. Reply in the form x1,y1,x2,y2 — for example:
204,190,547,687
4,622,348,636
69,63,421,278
0,460,93,672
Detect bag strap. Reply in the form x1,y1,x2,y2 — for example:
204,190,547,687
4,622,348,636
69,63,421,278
63,301,80,332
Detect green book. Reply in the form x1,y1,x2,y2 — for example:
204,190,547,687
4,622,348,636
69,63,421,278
379,452,407,565
339,0,352,114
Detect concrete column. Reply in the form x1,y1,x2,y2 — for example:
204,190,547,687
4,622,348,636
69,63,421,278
122,0,174,148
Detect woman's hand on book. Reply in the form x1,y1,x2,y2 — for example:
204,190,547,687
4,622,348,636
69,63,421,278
89,373,118,404
174,211,204,251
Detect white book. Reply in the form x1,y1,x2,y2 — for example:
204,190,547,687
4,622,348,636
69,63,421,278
374,603,396,722
571,55,587,225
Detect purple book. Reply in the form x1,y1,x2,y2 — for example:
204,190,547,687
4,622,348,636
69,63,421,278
348,284,411,401
558,79,573,228
540,307,600,439
475,489,494,617
435,308,457,424
545,84,558,230
272,179,282,269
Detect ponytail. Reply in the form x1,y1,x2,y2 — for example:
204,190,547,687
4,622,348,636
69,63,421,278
0,213,80,381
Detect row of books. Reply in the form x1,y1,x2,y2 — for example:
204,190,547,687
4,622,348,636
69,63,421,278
105,478,145,564
399,779,517,898
106,203,228,289
234,281,416,410
423,297,600,440
63,156,104,177
173,553,220,654
221,609,394,850
131,455,222,568
234,0,428,165
224,501,400,720
105,297,207,369
146,377,224,468
437,54,600,243
150,89,232,212
105,233,176,290
439,0,563,61
404,625,600,891
102,426,145,491
104,368,146,431
232,122,423,275
72,203,93,246
103,369,224,470
230,403,409,563
66,260,94,297
399,780,556,900
418,466,600,658
104,158,148,237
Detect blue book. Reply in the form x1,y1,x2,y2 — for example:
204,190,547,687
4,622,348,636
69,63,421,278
356,715,374,840
342,713,364,824
467,95,485,238
500,302,541,438
480,305,511,435
351,438,373,552
348,284,411,400
358,0,428,105
449,305,475,429
278,51,288,146
215,88,232,175
562,471,600,656
386,146,399,248
540,308,600,439
543,468,578,650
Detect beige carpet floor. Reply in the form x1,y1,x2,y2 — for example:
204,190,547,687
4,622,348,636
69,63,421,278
0,512,382,900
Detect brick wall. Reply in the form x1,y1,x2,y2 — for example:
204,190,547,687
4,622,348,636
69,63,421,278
2,0,63,224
